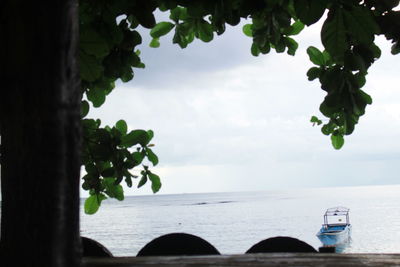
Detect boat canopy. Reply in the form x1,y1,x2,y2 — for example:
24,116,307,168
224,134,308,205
323,207,350,226
325,207,349,216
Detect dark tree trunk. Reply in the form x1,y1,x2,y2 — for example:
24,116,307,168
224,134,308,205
0,0,81,266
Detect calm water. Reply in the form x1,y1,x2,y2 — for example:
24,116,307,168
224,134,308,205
80,185,400,256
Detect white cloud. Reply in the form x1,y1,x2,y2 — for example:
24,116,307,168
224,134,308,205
88,23,400,195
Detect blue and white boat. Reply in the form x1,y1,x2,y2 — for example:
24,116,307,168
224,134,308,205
317,207,351,246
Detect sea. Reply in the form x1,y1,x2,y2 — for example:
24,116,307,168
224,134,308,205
80,184,400,256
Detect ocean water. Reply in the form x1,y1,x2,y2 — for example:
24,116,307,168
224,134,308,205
80,185,400,256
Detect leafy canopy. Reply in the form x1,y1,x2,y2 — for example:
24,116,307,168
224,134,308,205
79,0,400,213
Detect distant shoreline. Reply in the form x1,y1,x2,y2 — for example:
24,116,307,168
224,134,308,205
79,183,400,200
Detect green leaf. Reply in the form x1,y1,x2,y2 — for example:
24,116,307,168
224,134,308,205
310,116,322,126
80,51,104,82
135,4,156,29
251,43,260,56
242,24,253,37
148,172,161,193
132,151,145,166
391,41,400,55
95,128,111,143
80,26,110,58
146,147,159,166
322,51,331,64
274,39,286,53
170,7,183,22
85,163,98,176
103,178,124,201
359,90,372,105
121,130,149,147
120,68,134,82
173,25,190,48
87,87,106,108
259,43,271,54
344,113,356,135
90,144,112,161
343,7,379,45
138,174,147,188
307,67,321,81
149,38,160,48
320,101,336,117
82,119,98,131
284,20,305,35
285,37,298,56
147,130,154,141
81,100,90,118
355,73,366,88
84,193,107,215
307,46,326,66
125,176,133,188
116,120,128,134
82,180,90,191
294,0,327,26
331,133,344,149
122,30,142,50
319,67,344,94
101,167,115,177
197,21,213,42
321,8,347,63
150,22,175,38
321,124,332,135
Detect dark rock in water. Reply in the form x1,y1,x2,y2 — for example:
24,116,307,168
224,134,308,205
82,236,113,257
137,233,220,256
189,200,235,206
193,202,208,205
246,236,317,253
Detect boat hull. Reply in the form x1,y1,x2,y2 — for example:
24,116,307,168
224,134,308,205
317,225,351,246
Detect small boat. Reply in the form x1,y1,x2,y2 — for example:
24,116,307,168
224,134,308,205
316,207,351,246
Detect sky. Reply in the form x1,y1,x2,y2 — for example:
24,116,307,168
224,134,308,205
87,17,400,196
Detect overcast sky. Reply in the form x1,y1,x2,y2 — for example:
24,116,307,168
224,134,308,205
87,19,400,196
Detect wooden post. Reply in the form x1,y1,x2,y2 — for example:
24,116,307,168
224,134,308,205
0,0,81,266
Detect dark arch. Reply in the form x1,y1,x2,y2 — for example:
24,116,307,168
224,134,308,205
137,233,220,256
81,236,113,257
246,236,317,253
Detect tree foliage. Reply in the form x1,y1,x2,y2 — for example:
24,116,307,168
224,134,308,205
79,0,400,213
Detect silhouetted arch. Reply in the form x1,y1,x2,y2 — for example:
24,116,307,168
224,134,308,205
81,236,113,257
246,236,317,253
137,233,220,256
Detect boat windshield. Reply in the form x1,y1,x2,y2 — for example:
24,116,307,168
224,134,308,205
323,207,350,226
326,215,348,225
